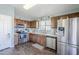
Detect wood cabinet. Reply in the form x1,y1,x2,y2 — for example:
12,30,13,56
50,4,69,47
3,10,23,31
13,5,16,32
23,21,30,28
27,21,30,28
14,18,37,28
23,20,27,28
30,21,36,28
14,18,31,28
14,18,17,27
14,19,24,27
15,19,24,25
37,34,46,46
14,33,19,45
29,33,37,43
51,17,57,28
29,33,46,46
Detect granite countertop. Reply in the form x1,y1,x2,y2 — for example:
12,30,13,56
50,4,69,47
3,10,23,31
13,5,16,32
28,32,57,38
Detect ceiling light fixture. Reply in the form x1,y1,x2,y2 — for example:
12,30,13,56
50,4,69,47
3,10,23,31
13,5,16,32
24,4,37,10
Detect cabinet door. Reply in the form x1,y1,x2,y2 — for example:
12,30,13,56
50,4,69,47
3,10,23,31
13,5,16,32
29,34,37,43
30,21,36,28
29,34,33,42
32,34,36,43
51,17,57,28
37,35,41,44
33,21,36,28
18,20,24,24
14,19,24,26
14,19,19,26
40,35,46,46
14,33,18,45
14,18,16,27
23,21,27,28
27,21,30,28
37,35,46,46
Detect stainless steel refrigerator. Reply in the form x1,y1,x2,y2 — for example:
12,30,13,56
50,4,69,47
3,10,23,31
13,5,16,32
57,17,79,55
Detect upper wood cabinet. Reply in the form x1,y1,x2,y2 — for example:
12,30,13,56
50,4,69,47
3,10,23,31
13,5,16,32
30,21,36,28
26,21,30,28
14,19,24,25
14,18,37,28
14,18,30,28
51,17,57,28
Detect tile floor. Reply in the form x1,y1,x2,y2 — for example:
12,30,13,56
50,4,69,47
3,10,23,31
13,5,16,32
0,42,56,55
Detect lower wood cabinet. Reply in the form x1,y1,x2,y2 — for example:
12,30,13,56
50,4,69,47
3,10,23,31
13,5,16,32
37,34,46,46
29,33,36,43
14,33,19,45
29,33,46,46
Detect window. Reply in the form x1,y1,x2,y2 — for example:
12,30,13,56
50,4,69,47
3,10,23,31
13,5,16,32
46,26,51,31
39,20,46,30
45,20,51,25
39,20,45,26
38,20,52,33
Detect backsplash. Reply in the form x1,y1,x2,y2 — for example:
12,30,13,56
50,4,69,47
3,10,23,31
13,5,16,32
45,28,57,35
28,28,57,35
28,16,57,35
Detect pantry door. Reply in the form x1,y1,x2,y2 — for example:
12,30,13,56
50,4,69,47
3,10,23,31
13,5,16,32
0,15,12,50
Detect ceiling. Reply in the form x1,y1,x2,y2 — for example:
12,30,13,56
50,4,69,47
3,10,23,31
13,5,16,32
10,4,79,20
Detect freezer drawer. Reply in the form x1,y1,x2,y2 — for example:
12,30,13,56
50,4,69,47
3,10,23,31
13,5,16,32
77,46,79,55
57,42,78,55
57,42,66,55
66,44,77,55
46,37,56,50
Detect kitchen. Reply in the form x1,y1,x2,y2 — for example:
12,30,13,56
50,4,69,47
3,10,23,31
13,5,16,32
14,16,57,54
0,4,79,55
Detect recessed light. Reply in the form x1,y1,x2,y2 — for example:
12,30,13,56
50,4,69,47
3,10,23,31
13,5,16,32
24,4,37,10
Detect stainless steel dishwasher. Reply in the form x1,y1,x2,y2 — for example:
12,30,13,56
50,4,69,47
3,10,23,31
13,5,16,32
46,36,57,50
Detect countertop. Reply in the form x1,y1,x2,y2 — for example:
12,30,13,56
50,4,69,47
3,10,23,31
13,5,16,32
28,32,57,38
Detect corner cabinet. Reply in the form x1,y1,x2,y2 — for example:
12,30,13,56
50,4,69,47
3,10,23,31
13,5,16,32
51,17,57,28
29,33,46,46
